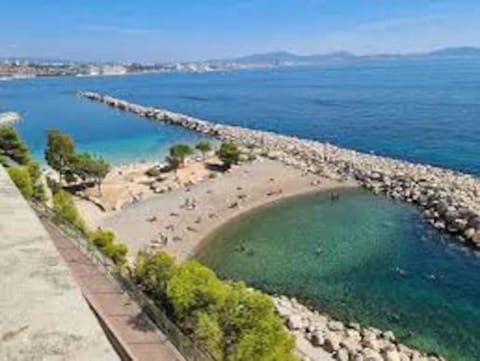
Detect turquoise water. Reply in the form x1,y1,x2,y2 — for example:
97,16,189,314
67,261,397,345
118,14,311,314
1,58,480,172
198,189,480,361
0,76,210,164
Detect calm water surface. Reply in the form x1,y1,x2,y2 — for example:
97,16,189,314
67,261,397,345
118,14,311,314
198,190,480,361
1,58,480,172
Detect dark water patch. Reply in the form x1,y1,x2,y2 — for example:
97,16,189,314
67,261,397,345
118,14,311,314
177,95,210,102
198,189,480,361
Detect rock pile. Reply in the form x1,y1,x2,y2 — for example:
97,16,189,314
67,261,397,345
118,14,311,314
79,91,480,249
274,296,445,361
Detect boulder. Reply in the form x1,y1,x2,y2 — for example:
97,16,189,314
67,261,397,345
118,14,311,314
323,332,341,352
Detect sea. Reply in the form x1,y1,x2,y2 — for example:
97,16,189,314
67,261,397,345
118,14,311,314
2,57,480,360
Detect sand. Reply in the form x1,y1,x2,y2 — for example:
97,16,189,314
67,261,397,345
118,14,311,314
92,158,357,261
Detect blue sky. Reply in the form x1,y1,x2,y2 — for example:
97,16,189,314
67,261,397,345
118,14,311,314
1,0,479,62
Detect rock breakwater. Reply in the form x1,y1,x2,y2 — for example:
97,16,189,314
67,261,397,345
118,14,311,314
79,91,480,249
275,296,446,361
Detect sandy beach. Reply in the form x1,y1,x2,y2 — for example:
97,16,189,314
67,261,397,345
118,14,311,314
94,158,357,260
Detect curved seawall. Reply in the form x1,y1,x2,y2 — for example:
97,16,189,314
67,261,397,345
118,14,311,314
80,91,480,250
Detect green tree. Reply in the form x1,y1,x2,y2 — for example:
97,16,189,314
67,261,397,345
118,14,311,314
7,166,33,199
195,140,212,160
166,144,193,170
166,260,227,323
133,251,178,303
0,126,30,165
45,129,75,185
52,190,87,234
216,141,241,170
72,152,110,194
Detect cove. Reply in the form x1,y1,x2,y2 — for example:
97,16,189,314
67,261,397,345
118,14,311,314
197,189,480,361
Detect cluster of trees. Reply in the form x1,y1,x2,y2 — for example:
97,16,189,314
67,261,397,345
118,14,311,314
166,140,241,172
45,129,110,194
132,251,298,361
0,126,46,202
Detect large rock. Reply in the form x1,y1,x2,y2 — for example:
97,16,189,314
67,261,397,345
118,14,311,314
323,332,341,352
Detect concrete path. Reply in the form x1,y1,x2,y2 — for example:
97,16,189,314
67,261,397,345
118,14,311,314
0,166,118,361
43,221,185,361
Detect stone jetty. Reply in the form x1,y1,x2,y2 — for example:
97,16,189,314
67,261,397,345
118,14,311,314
79,91,480,250
275,296,445,361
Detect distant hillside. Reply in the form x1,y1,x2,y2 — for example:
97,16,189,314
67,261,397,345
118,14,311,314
428,47,480,57
211,46,480,67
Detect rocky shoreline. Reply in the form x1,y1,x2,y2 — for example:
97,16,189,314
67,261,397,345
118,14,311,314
80,90,480,250
275,296,445,361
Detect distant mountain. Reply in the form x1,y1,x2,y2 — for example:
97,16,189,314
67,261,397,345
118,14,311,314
210,47,480,67
428,46,480,57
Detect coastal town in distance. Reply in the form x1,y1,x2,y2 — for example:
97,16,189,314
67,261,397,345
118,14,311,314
1,1,480,361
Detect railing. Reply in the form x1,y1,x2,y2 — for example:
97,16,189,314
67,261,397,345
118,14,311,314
33,203,216,361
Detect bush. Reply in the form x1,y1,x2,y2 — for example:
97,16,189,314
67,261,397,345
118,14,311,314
0,126,31,165
7,166,34,199
133,252,298,361
104,243,128,265
52,190,87,234
133,251,177,303
90,229,128,265
26,160,47,203
216,141,241,169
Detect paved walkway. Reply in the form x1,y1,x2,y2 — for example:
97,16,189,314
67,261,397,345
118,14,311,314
43,221,185,361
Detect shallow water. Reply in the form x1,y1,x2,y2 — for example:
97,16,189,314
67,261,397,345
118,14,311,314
198,189,480,361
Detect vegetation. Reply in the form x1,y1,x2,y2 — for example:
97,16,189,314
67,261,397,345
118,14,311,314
44,129,111,194
132,251,298,361
166,143,193,170
0,126,31,165
71,152,110,194
216,142,241,170
7,166,34,199
195,140,212,159
45,129,75,184
52,190,87,234
89,229,128,266
0,127,46,203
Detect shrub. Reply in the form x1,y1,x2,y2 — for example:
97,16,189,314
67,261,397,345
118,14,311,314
52,190,87,234
7,166,33,199
0,126,31,165
90,229,115,249
26,160,47,203
216,141,241,169
133,252,298,361
90,229,128,265
133,251,177,303
46,176,62,195
104,243,128,265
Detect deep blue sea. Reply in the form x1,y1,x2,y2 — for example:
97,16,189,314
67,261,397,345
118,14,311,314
1,58,479,172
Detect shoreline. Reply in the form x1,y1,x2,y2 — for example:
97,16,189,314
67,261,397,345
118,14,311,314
96,158,357,261
79,91,480,250
192,184,359,257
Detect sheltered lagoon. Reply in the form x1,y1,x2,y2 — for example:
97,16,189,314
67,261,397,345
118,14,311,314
198,189,480,361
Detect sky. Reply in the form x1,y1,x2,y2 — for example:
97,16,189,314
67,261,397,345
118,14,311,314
1,0,480,62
